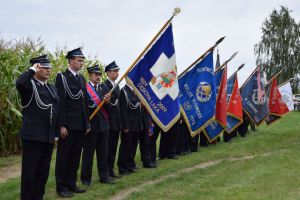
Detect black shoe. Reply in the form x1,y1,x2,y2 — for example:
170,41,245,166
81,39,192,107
70,187,86,193
100,177,116,185
143,162,157,168
110,174,122,179
181,150,190,155
119,171,130,176
156,156,167,161
199,143,208,147
57,191,74,198
168,155,179,159
128,168,136,173
81,180,91,186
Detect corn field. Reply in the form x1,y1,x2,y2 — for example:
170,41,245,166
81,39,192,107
0,37,105,156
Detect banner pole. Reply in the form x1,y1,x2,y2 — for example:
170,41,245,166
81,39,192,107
90,8,181,120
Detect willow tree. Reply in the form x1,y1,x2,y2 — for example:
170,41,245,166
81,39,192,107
255,6,300,92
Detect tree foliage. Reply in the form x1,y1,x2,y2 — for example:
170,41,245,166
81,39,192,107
255,6,300,92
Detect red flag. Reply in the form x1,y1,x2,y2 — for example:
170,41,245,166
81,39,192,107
227,76,243,119
269,79,289,116
215,66,227,127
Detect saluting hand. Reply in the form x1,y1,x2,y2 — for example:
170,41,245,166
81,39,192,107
60,126,68,139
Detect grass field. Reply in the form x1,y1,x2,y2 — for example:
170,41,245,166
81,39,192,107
0,112,299,200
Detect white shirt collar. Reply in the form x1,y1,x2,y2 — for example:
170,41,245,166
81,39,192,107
34,78,47,86
107,77,116,86
89,81,97,87
68,67,78,77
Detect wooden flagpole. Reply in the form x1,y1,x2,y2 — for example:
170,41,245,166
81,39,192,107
240,65,260,89
90,7,181,120
278,77,294,88
265,66,287,86
178,36,225,78
227,63,245,81
215,51,238,73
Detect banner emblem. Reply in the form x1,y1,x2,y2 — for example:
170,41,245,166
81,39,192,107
196,82,212,102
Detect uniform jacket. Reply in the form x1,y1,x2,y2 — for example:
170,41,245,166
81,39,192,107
119,85,148,132
16,69,59,144
86,82,109,132
55,68,89,131
100,79,122,131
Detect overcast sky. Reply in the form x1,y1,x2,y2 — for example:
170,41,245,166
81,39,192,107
1,0,299,84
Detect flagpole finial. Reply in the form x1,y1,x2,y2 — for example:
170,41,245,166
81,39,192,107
173,7,181,16
229,51,238,60
216,36,226,45
238,63,245,71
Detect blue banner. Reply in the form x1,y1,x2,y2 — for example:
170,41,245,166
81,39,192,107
179,51,216,136
226,74,236,102
240,70,269,125
203,68,225,141
126,23,180,132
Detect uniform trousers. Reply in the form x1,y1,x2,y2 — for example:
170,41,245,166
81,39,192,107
21,139,53,200
55,131,84,193
81,131,109,183
108,130,120,176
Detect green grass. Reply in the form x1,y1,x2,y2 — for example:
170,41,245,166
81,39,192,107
0,112,299,200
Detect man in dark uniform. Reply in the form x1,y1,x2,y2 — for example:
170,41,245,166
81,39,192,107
199,131,208,147
178,117,191,155
100,61,123,178
159,120,179,159
149,122,160,163
140,104,157,168
55,48,90,198
238,111,249,137
223,130,233,142
118,84,155,174
81,64,115,185
191,133,200,152
16,55,59,200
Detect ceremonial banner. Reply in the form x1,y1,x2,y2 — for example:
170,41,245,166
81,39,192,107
126,23,180,132
215,66,227,126
203,66,227,142
265,79,289,125
179,51,216,136
226,73,243,133
278,81,294,111
240,68,269,125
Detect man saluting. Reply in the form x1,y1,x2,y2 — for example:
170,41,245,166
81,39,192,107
16,55,59,200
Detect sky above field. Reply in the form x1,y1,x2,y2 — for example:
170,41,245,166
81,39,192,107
1,0,299,84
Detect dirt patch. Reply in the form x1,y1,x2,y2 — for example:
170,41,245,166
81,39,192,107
0,164,21,183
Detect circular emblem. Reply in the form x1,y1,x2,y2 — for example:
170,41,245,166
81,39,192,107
252,89,266,105
183,101,192,110
196,82,212,102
